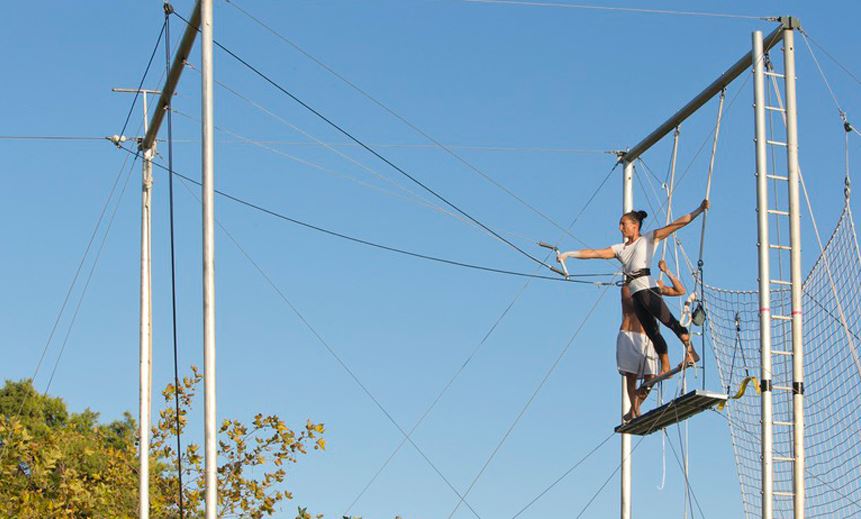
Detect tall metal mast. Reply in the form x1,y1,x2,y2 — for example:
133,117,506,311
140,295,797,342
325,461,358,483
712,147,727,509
782,22,805,518
200,0,218,516
113,86,160,519
620,160,634,519
753,18,804,519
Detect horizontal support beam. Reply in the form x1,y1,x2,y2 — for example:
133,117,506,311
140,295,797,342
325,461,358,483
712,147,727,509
140,1,201,151
621,23,787,163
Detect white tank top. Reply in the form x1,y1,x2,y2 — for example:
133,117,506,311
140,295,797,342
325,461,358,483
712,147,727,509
611,232,661,294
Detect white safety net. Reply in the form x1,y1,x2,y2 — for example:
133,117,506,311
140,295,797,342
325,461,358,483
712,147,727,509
705,202,861,518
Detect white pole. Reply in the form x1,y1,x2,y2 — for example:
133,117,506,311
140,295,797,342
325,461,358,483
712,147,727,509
621,160,633,519
201,0,218,517
139,91,154,519
782,25,805,519
753,30,774,519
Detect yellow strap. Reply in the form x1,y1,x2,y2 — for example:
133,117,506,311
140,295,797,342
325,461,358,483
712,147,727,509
717,375,760,411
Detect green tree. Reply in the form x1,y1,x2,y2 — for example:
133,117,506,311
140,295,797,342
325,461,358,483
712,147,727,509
0,369,325,518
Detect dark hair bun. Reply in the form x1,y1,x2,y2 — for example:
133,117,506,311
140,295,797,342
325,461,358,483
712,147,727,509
636,210,648,221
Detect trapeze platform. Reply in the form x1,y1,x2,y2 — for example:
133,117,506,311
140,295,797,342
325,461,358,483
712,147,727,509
615,389,728,436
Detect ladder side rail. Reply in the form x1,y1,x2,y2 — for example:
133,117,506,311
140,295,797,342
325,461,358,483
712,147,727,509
782,27,805,519
753,30,775,519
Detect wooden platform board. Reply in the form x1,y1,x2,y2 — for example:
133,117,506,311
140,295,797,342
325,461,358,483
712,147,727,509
615,389,728,436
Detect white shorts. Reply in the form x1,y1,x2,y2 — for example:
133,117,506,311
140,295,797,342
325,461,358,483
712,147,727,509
616,330,658,377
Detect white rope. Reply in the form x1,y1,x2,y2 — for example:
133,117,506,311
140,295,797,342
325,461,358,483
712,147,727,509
799,171,861,381
696,89,725,265
660,126,681,280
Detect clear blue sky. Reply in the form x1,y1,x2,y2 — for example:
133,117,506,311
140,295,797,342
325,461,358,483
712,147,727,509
2,1,860,517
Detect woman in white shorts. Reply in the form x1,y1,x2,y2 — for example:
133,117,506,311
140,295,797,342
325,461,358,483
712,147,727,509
618,260,686,420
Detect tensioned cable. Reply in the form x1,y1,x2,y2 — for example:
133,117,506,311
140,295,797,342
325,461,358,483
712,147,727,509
799,30,861,88
163,7,185,516
170,92,500,242
117,21,166,140
0,150,138,465
800,32,847,120
461,0,768,20
172,11,561,273
222,0,595,247
171,175,484,519
447,285,611,518
181,61,568,245
572,382,693,519
116,145,615,285
343,163,619,515
43,161,139,396
509,431,615,518
0,135,108,142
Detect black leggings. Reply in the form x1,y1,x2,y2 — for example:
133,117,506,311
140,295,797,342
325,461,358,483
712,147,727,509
631,288,688,356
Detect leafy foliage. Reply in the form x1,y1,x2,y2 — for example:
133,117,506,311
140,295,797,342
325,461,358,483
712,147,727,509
0,369,325,518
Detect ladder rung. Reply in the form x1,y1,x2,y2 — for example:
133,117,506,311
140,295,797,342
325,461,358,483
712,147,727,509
767,174,789,181
774,491,795,497
773,385,793,391
774,456,795,462
765,105,786,112
769,244,792,250
767,139,788,147
768,209,790,216
772,314,792,321
773,349,793,356
765,71,785,78
774,420,793,426
770,279,791,285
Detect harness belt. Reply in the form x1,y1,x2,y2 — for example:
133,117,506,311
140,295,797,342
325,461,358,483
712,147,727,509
623,268,651,285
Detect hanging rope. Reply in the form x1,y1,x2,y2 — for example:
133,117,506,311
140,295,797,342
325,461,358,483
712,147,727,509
660,126,681,276
162,3,185,516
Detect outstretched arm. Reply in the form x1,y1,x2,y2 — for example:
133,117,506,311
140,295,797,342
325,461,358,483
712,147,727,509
657,259,686,297
558,247,616,261
653,199,710,241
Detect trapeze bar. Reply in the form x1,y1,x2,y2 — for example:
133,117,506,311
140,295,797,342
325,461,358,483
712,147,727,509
615,390,728,436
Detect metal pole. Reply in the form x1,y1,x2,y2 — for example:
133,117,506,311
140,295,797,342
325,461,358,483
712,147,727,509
782,26,805,519
753,30,774,519
201,0,217,517
134,91,154,519
620,160,634,519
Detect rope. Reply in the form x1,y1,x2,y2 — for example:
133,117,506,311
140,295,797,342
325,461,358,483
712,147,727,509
162,7,185,515
170,103,501,242
461,0,768,20
343,162,619,515
0,151,138,465
171,11,562,276
509,431,616,518
223,0,596,248
117,21,166,140
447,286,611,518
172,173,484,519
800,31,847,120
660,126,681,274
116,144,616,285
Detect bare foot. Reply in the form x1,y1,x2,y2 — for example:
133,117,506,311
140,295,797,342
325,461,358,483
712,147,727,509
659,353,672,376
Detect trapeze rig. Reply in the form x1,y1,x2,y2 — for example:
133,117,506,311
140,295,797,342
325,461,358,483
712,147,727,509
611,16,805,519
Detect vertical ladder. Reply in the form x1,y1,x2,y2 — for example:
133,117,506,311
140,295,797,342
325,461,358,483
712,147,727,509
753,20,805,519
